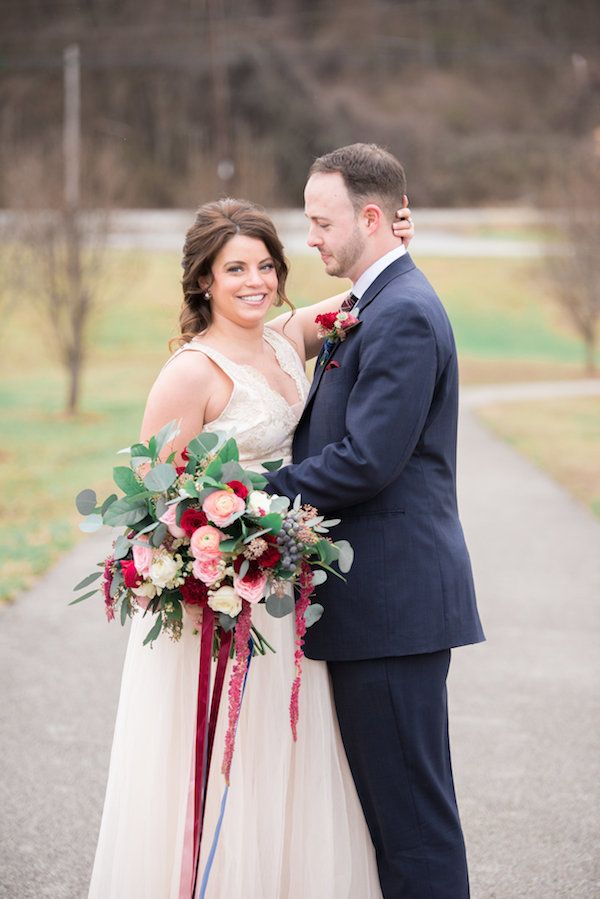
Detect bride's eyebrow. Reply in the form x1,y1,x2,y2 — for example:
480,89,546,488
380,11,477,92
223,257,274,266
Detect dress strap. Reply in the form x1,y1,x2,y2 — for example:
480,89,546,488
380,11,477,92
162,341,241,381
263,327,308,402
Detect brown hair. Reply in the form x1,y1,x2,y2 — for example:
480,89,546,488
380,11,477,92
173,198,292,347
309,143,407,219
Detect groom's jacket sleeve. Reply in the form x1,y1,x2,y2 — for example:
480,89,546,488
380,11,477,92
266,298,438,514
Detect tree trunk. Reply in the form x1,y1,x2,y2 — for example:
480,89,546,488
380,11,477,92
584,335,597,377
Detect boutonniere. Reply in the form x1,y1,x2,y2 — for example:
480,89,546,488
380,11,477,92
315,309,361,366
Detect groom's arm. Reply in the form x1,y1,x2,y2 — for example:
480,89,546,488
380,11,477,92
266,299,438,513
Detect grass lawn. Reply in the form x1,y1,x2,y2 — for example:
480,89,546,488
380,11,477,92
0,249,596,601
476,396,600,519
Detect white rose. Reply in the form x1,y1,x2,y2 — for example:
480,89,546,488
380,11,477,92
149,552,183,589
247,490,272,517
132,582,157,600
208,585,242,618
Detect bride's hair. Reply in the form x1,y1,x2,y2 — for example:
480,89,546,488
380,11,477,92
173,198,293,347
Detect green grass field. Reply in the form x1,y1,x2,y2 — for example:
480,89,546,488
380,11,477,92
0,249,596,600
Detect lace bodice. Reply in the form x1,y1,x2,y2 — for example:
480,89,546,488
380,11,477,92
165,327,310,469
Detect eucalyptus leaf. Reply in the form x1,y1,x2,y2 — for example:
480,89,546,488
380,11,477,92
148,435,157,460
79,514,103,534
76,489,97,515
247,472,268,490
238,559,249,579
187,432,219,459
320,518,341,529
104,496,148,527
182,480,199,498
175,497,197,525
101,494,118,515
113,466,145,495
269,496,290,515
221,461,245,483
73,571,102,592
262,459,283,471
154,496,169,519
68,588,99,605
219,538,239,553
155,419,181,456
131,455,152,470
257,513,283,535
334,540,354,574
150,523,168,547
304,603,324,627
120,596,130,626
265,592,294,618
143,463,177,492
218,612,238,632
204,458,223,481
143,616,163,646
311,569,328,587
243,527,271,543
113,535,131,560
109,570,124,599
130,443,150,457
218,437,239,463
293,494,302,511
136,520,159,535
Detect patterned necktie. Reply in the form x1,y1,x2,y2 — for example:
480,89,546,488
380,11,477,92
341,291,358,314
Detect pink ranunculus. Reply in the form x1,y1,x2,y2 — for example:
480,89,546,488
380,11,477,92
234,571,267,604
192,556,223,586
189,525,225,560
202,489,246,528
159,502,186,539
132,535,154,578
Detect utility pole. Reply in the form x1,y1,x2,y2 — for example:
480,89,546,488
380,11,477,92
63,44,81,210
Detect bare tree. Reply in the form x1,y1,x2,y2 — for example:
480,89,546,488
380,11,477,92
544,147,600,376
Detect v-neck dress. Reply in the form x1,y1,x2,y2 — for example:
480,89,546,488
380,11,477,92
87,326,382,899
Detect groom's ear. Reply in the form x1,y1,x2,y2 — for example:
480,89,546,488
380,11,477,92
361,203,384,234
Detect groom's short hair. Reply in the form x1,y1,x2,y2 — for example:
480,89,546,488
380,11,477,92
309,143,407,220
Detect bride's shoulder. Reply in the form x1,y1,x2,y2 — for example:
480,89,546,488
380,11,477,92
265,322,306,366
155,342,218,386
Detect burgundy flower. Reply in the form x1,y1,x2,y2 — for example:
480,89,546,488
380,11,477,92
233,557,263,583
181,576,209,607
103,556,115,621
257,536,281,569
226,480,249,500
179,508,208,537
175,465,186,476
120,558,142,589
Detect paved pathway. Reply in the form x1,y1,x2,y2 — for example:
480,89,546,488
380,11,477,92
1,384,599,898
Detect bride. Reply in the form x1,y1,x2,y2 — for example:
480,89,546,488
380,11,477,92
88,198,413,899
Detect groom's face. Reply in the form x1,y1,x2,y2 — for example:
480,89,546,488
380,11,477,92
304,172,366,280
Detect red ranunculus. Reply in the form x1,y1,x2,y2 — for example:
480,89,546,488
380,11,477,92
120,558,142,589
181,446,190,461
179,508,208,537
227,480,249,500
180,576,208,606
175,465,187,476
315,312,338,330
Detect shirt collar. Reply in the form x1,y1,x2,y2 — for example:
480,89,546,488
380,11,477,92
352,244,407,303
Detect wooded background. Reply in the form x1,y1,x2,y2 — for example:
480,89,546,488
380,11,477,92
1,0,598,208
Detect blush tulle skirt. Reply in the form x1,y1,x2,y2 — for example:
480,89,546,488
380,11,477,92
87,604,382,898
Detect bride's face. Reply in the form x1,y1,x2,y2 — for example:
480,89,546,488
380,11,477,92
206,235,279,327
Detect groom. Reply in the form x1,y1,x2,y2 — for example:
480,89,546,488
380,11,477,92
266,143,484,898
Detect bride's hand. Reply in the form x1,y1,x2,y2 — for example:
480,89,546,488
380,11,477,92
392,196,414,247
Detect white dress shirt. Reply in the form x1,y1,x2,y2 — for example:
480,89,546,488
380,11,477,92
351,244,407,309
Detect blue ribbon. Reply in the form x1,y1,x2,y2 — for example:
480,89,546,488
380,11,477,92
198,638,254,898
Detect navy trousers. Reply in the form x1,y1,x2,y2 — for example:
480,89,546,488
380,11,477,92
328,651,470,899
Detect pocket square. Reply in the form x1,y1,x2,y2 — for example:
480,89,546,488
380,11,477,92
325,360,340,371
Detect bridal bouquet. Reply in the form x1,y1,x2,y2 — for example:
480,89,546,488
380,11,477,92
72,421,353,774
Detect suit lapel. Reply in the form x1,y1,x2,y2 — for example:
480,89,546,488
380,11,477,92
300,253,416,419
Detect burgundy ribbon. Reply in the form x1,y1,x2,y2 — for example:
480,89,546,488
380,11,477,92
190,620,232,899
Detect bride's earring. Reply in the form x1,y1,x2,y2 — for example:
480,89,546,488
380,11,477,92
203,289,212,300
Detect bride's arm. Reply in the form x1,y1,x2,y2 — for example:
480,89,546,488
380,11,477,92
139,351,213,460
269,203,414,361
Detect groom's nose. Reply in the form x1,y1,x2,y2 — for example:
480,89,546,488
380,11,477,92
307,224,322,248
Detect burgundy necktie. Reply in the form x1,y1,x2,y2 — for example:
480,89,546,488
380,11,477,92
340,292,358,313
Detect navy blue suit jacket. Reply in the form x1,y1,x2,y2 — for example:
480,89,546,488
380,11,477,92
267,253,485,661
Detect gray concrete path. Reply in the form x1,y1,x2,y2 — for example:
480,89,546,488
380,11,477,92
1,387,599,898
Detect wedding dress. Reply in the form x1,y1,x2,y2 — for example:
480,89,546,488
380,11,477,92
88,327,382,899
